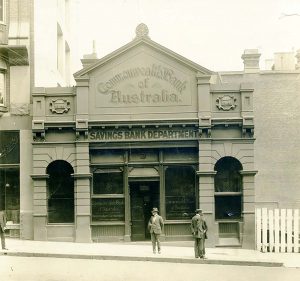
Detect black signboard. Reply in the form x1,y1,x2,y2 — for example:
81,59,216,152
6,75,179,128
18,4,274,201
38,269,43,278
166,196,195,220
92,198,125,221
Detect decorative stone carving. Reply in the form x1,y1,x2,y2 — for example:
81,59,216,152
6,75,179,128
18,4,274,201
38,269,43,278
135,23,150,39
216,95,237,111
49,99,70,114
10,103,30,115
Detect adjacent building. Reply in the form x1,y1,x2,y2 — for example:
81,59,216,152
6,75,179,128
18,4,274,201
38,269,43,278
0,0,75,240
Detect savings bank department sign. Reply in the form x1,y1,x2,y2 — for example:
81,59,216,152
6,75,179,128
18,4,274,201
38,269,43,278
96,64,191,107
89,127,200,142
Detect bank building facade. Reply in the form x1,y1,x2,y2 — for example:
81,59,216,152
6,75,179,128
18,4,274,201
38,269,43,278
30,24,257,247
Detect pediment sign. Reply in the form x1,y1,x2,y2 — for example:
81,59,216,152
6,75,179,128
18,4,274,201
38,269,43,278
90,50,195,109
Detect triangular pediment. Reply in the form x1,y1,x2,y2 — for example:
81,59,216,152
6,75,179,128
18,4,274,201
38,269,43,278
74,25,213,78
75,24,213,122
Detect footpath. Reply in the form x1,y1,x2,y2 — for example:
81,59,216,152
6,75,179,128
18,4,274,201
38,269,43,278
1,239,299,268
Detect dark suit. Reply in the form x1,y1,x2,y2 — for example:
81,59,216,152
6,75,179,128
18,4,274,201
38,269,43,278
0,211,6,249
191,214,207,258
148,214,164,253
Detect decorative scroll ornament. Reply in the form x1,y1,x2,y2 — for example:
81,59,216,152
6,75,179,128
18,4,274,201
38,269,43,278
49,99,70,114
216,95,237,111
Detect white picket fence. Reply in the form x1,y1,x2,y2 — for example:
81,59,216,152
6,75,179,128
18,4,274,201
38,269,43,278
256,208,299,253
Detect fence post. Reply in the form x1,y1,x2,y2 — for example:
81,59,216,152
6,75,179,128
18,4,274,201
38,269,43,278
256,208,262,251
274,209,280,253
286,209,293,253
269,209,274,252
280,209,286,253
294,209,299,253
262,208,268,252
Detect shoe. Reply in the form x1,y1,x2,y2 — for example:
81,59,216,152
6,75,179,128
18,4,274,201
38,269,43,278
153,251,156,254
195,256,199,258
158,250,161,254
2,248,8,250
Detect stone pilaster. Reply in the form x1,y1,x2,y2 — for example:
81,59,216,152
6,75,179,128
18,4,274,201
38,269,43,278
124,161,130,242
31,175,48,241
20,130,34,239
240,170,257,249
74,143,92,242
197,139,217,246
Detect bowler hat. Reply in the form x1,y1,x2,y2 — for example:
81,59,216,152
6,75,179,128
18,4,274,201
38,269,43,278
152,207,159,213
195,209,203,214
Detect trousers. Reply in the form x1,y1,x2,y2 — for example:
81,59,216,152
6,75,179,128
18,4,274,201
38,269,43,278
151,233,161,252
194,237,205,257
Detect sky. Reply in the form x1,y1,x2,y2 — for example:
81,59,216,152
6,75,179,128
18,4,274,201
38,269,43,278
72,0,300,72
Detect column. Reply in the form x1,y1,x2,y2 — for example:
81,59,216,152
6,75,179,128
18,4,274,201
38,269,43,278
32,175,48,241
74,142,92,243
197,140,218,246
240,171,257,249
20,130,34,239
124,160,130,242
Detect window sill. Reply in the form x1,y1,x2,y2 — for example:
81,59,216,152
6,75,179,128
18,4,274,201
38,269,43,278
91,221,125,226
92,194,125,198
215,192,242,196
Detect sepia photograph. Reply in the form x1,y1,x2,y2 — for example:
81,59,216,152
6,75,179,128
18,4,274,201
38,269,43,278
0,0,300,280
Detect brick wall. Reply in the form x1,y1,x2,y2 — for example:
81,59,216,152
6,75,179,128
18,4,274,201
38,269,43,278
220,72,300,209
253,73,300,208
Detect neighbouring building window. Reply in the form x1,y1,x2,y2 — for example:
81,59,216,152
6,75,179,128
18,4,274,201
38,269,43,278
165,166,196,220
47,160,74,223
0,0,5,23
0,71,5,106
91,168,124,222
214,157,243,220
0,131,20,223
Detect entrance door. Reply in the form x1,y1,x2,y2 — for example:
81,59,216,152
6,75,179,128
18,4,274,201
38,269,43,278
130,181,159,241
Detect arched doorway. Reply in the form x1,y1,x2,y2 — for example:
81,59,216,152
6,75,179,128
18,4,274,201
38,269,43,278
214,157,243,244
46,160,74,223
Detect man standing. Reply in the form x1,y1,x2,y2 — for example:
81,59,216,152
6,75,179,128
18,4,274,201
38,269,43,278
0,210,7,250
148,207,164,254
191,209,207,259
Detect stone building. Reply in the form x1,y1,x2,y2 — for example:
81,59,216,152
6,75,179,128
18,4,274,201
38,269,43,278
31,23,257,247
0,0,75,240
2,14,300,247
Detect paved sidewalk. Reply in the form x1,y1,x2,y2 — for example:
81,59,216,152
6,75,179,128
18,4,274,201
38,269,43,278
1,239,299,268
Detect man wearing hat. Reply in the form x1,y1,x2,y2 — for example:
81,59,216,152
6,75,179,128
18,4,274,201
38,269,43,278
191,209,207,258
148,207,164,254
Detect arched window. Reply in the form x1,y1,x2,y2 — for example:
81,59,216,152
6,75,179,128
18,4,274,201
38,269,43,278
46,160,74,223
214,157,242,220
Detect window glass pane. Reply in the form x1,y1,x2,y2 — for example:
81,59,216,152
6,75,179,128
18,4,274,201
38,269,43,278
215,196,242,220
47,161,74,223
0,72,4,105
92,198,125,221
48,198,74,223
0,0,3,22
165,166,196,220
0,168,20,223
214,157,242,192
93,169,123,194
0,131,20,164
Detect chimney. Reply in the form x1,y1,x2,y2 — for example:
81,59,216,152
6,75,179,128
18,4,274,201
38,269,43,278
241,49,261,73
81,40,98,68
